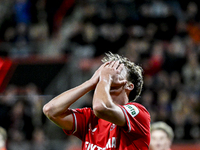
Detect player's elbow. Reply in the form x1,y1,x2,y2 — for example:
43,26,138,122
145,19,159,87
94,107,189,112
93,102,108,118
93,105,105,118
43,104,54,119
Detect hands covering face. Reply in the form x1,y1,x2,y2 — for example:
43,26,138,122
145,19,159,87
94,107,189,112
90,61,128,88
100,61,127,87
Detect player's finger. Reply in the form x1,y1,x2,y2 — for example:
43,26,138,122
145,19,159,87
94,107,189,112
101,61,111,68
98,62,109,71
117,79,127,85
103,61,111,66
113,61,120,69
108,61,116,67
117,63,124,71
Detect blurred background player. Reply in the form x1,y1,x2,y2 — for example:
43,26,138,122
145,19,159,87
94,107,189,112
0,126,7,150
150,121,174,150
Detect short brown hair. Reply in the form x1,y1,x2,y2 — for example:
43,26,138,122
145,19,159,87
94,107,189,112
102,52,143,101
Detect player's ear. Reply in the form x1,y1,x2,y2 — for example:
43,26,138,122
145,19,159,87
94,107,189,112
125,82,134,91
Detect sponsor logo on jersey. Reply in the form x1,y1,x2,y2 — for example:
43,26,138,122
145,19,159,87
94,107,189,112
124,105,139,117
85,137,117,150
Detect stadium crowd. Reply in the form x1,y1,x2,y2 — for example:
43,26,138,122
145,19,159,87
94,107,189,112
0,0,200,150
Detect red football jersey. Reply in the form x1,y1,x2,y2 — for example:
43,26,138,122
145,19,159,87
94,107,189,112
64,102,150,150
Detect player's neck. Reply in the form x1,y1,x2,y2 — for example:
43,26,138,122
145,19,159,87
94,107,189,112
112,92,129,105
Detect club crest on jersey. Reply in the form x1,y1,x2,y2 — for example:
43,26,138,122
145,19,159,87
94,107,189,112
88,123,97,133
124,105,139,117
110,124,116,131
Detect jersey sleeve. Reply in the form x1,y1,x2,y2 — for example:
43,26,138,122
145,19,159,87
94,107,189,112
63,107,92,140
119,102,150,138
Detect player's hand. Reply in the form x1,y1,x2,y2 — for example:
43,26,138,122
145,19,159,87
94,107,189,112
89,62,110,89
100,61,127,86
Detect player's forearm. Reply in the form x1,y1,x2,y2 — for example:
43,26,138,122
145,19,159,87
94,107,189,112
43,80,94,118
93,78,114,114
